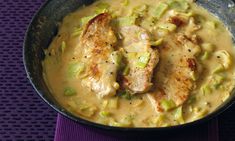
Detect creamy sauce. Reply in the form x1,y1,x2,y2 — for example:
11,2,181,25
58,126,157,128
43,0,235,127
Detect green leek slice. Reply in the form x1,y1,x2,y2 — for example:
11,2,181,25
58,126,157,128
72,27,83,37
108,97,119,109
158,23,177,32
200,51,210,61
174,106,184,124
160,99,176,111
136,52,150,69
150,3,168,19
68,62,85,78
168,0,189,12
80,15,96,26
115,16,136,27
122,65,130,75
61,41,66,53
99,111,111,118
150,38,164,46
110,51,122,67
64,87,76,96
201,84,211,95
95,2,110,14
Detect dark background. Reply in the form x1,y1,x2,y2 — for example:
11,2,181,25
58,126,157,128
0,0,234,140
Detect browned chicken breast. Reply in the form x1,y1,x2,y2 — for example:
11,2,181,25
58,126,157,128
79,13,119,98
119,26,159,94
147,33,202,112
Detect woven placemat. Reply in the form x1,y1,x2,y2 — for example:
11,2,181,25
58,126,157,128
0,0,56,140
55,114,218,141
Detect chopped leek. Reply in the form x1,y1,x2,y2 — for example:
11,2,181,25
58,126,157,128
201,84,211,95
80,15,96,26
61,41,66,53
110,51,122,66
76,100,97,117
136,52,150,69
194,109,208,119
132,4,148,17
68,99,97,117
212,75,225,89
122,65,130,75
160,99,176,111
201,43,215,52
190,71,198,81
95,2,110,14
109,120,123,127
140,17,155,29
95,8,108,14
108,97,119,109
205,21,217,29
96,2,110,9
80,106,97,117
79,103,90,111
150,3,168,19
213,64,224,74
178,11,194,17
117,32,124,40
158,23,177,32
214,50,232,69
200,51,210,61
64,87,76,96
150,38,164,46
115,16,136,27
113,82,120,90
72,27,82,37
151,114,167,126
99,111,111,117
120,115,135,126
174,106,184,124
132,99,143,107
168,0,189,12
156,28,169,37
68,62,85,78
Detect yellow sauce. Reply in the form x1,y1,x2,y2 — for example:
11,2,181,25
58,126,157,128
43,0,235,127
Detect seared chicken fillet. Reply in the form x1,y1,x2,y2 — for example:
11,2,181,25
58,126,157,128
79,13,118,98
147,33,202,112
119,26,159,94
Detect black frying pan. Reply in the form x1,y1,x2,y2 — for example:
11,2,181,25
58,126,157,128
23,0,235,133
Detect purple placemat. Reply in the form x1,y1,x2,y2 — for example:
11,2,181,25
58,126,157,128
55,114,219,141
0,0,57,140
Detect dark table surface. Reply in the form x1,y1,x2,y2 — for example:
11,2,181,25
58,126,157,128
0,0,234,140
